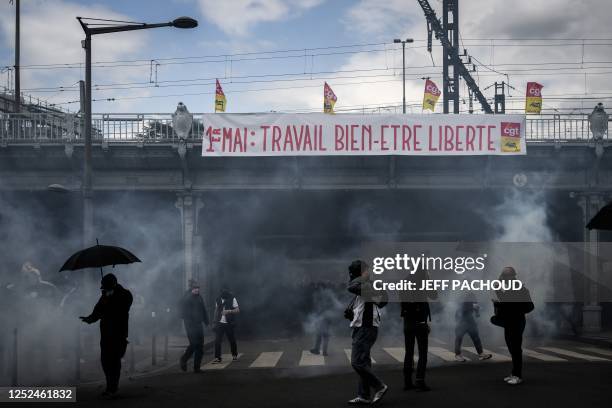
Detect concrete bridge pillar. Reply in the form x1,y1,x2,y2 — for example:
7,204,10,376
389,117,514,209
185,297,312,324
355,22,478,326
175,192,204,291
577,193,604,332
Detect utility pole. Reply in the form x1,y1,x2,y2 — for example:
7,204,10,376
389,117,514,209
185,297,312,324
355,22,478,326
393,38,414,114
494,81,506,114
13,0,20,112
442,0,459,113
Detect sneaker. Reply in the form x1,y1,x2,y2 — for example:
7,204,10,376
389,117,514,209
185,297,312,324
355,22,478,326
322,352,329,357
455,354,467,362
504,375,513,382
232,355,239,361
347,396,371,405
211,358,222,364
310,348,320,355
371,384,388,404
507,376,523,385
478,353,493,361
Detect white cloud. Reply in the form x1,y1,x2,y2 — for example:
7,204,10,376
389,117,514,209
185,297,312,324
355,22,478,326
0,0,150,110
196,0,324,37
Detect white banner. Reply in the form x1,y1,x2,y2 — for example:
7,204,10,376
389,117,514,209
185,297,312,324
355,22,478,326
201,113,526,157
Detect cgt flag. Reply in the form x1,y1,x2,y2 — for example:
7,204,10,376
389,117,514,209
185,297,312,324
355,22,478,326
323,82,337,114
525,82,543,114
422,79,441,112
215,79,226,113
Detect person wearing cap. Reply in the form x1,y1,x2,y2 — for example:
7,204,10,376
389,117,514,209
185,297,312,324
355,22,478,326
347,260,389,405
492,266,534,386
179,280,210,372
80,273,133,398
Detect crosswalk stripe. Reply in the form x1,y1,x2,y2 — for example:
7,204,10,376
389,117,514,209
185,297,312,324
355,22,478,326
428,346,458,362
250,351,283,368
431,338,447,345
523,348,567,362
344,349,376,364
299,350,325,366
383,347,406,362
463,347,510,362
577,346,612,358
538,347,611,361
203,353,244,370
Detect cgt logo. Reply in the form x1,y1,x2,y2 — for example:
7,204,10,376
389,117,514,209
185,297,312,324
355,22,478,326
501,122,521,138
425,83,441,95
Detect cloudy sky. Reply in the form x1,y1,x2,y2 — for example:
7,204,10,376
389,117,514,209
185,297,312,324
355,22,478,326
0,0,611,114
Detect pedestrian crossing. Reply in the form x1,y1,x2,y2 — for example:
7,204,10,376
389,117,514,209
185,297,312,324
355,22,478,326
194,343,612,370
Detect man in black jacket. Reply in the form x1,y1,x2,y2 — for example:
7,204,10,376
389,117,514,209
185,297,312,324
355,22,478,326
401,269,437,392
179,280,210,372
493,266,534,385
80,273,133,397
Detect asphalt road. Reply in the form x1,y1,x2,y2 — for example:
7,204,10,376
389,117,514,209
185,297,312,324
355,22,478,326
62,360,612,408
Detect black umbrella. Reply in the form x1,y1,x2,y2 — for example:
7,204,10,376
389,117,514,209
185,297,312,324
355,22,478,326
586,201,612,230
59,240,141,278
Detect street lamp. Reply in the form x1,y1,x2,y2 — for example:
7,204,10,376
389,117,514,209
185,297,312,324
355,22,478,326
76,16,197,246
393,38,414,114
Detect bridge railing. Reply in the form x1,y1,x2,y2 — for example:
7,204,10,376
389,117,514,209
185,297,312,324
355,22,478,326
0,113,608,144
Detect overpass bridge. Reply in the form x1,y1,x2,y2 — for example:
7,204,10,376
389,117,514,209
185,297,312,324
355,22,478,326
0,112,610,331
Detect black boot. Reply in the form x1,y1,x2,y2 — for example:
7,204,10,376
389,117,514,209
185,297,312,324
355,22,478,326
403,380,414,391
179,356,187,372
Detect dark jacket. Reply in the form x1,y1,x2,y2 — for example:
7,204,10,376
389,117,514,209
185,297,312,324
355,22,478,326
180,292,210,327
494,286,534,323
214,291,238,325
84,284,133,343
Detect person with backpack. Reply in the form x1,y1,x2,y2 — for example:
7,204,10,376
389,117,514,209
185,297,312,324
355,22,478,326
346,260,389,405
492,266,534,385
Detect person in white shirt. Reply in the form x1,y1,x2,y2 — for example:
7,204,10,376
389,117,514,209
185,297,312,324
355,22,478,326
346,260,389,405
212,287,240,363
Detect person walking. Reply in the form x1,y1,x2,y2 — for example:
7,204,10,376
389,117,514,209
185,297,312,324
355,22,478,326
309,283,334,356
347,260,389,405
492,266,534,385
179,280,210,372
80,273,133,398
454,292,492,362
401,269,437,392
212,287,239,363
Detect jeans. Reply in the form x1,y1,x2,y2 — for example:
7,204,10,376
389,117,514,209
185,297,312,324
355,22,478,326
504,318,526,377
100,340,128,393
214,323,237,359
181,323,204,370
403,321,429,384
351,326,384,399
454,319,483,355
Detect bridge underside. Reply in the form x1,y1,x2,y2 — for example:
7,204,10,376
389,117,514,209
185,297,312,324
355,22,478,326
0,143,611,192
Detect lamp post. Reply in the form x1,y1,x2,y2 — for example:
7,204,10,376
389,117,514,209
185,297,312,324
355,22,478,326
76,16,197,246
393,38,414,114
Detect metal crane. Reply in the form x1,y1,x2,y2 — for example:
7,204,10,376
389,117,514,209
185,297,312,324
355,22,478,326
416,0,493,113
